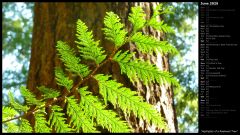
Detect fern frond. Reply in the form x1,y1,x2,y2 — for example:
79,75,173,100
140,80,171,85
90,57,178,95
152,4,174,18
5,122,19,133
113,51,179,86
154,3,163,15
37,86,60,99
94,74,168,130
161,5,174,15
75,19,106,64
103,12,127,47
79,87,131,133
148,19,175,33
55,67,73,91
8,91,29,112
20,86,43,106
128,6,146,32
3,106,18,122
34,111,51,133
20,119,32,133
56,41,90,77
131,32,178,55
49,105,72,133
67,96,98,133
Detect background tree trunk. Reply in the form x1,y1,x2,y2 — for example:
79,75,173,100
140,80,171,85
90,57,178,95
27,2,177,133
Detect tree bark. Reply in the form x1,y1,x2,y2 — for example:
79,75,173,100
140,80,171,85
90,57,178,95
27,2,177,133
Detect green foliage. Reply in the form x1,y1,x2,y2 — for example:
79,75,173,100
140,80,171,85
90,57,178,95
37,86,60,99
5,122,20,133
20,86,42,106
34,111,51,133
3,4,181,133
20,119,32,133
113,51,179,86
95,74,168,131
49,105,72,133
128,6,146,32
152,4,174,17
2,107,20,132
3,106,18,122
55,67,73,91
148,20,175,33
131,32,178,55
56,41,90,77
103,12,127,47
66,95,98,132
79,87,131,133
147,4,175,33
75,19,106,64
9,91,29,112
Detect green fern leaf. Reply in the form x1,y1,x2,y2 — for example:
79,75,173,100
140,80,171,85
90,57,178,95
37,86,60,99
131,32,178,55
75,19,106,64
161,6,174,15
20,86,43,106
55,67,73,91
8,91,29,112
49,105,72,133
113,51,179,86
34,111,51,133
103,12,127,47
94,74,168,130
154,3,164,16
20,119,32,133
128,6,146,32
67,96,98,133
3,106,18,122
5,122,20,133
79,87,131,133
147,4,174,33
152,4,174,18
148,19,175,33
56,41,90,77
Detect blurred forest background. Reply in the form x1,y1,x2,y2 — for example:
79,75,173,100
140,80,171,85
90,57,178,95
2,2,198,132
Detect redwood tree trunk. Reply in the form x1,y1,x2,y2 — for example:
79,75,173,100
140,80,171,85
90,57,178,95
27,2,177,133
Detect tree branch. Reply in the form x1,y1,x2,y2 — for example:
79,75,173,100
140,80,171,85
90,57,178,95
2,96,66,124
3,33,131,125
70,47,119,92
2,46,121,124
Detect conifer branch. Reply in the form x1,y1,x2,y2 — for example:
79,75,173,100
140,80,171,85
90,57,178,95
3,4,179,133
37,86,60,100
2,116,22,124
128,6,146,32
131,32,178,55
78,87,131,133
48,105,72,133
75,19,107,64
70,47,119,92
34,111,51,133
20,86,43,106
56,41,90,77
113,51,180,86
2,93,67,124
94,74,168,131
103,12,127,47
8,91,29,112
19,119,32,133
66,96,98,132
